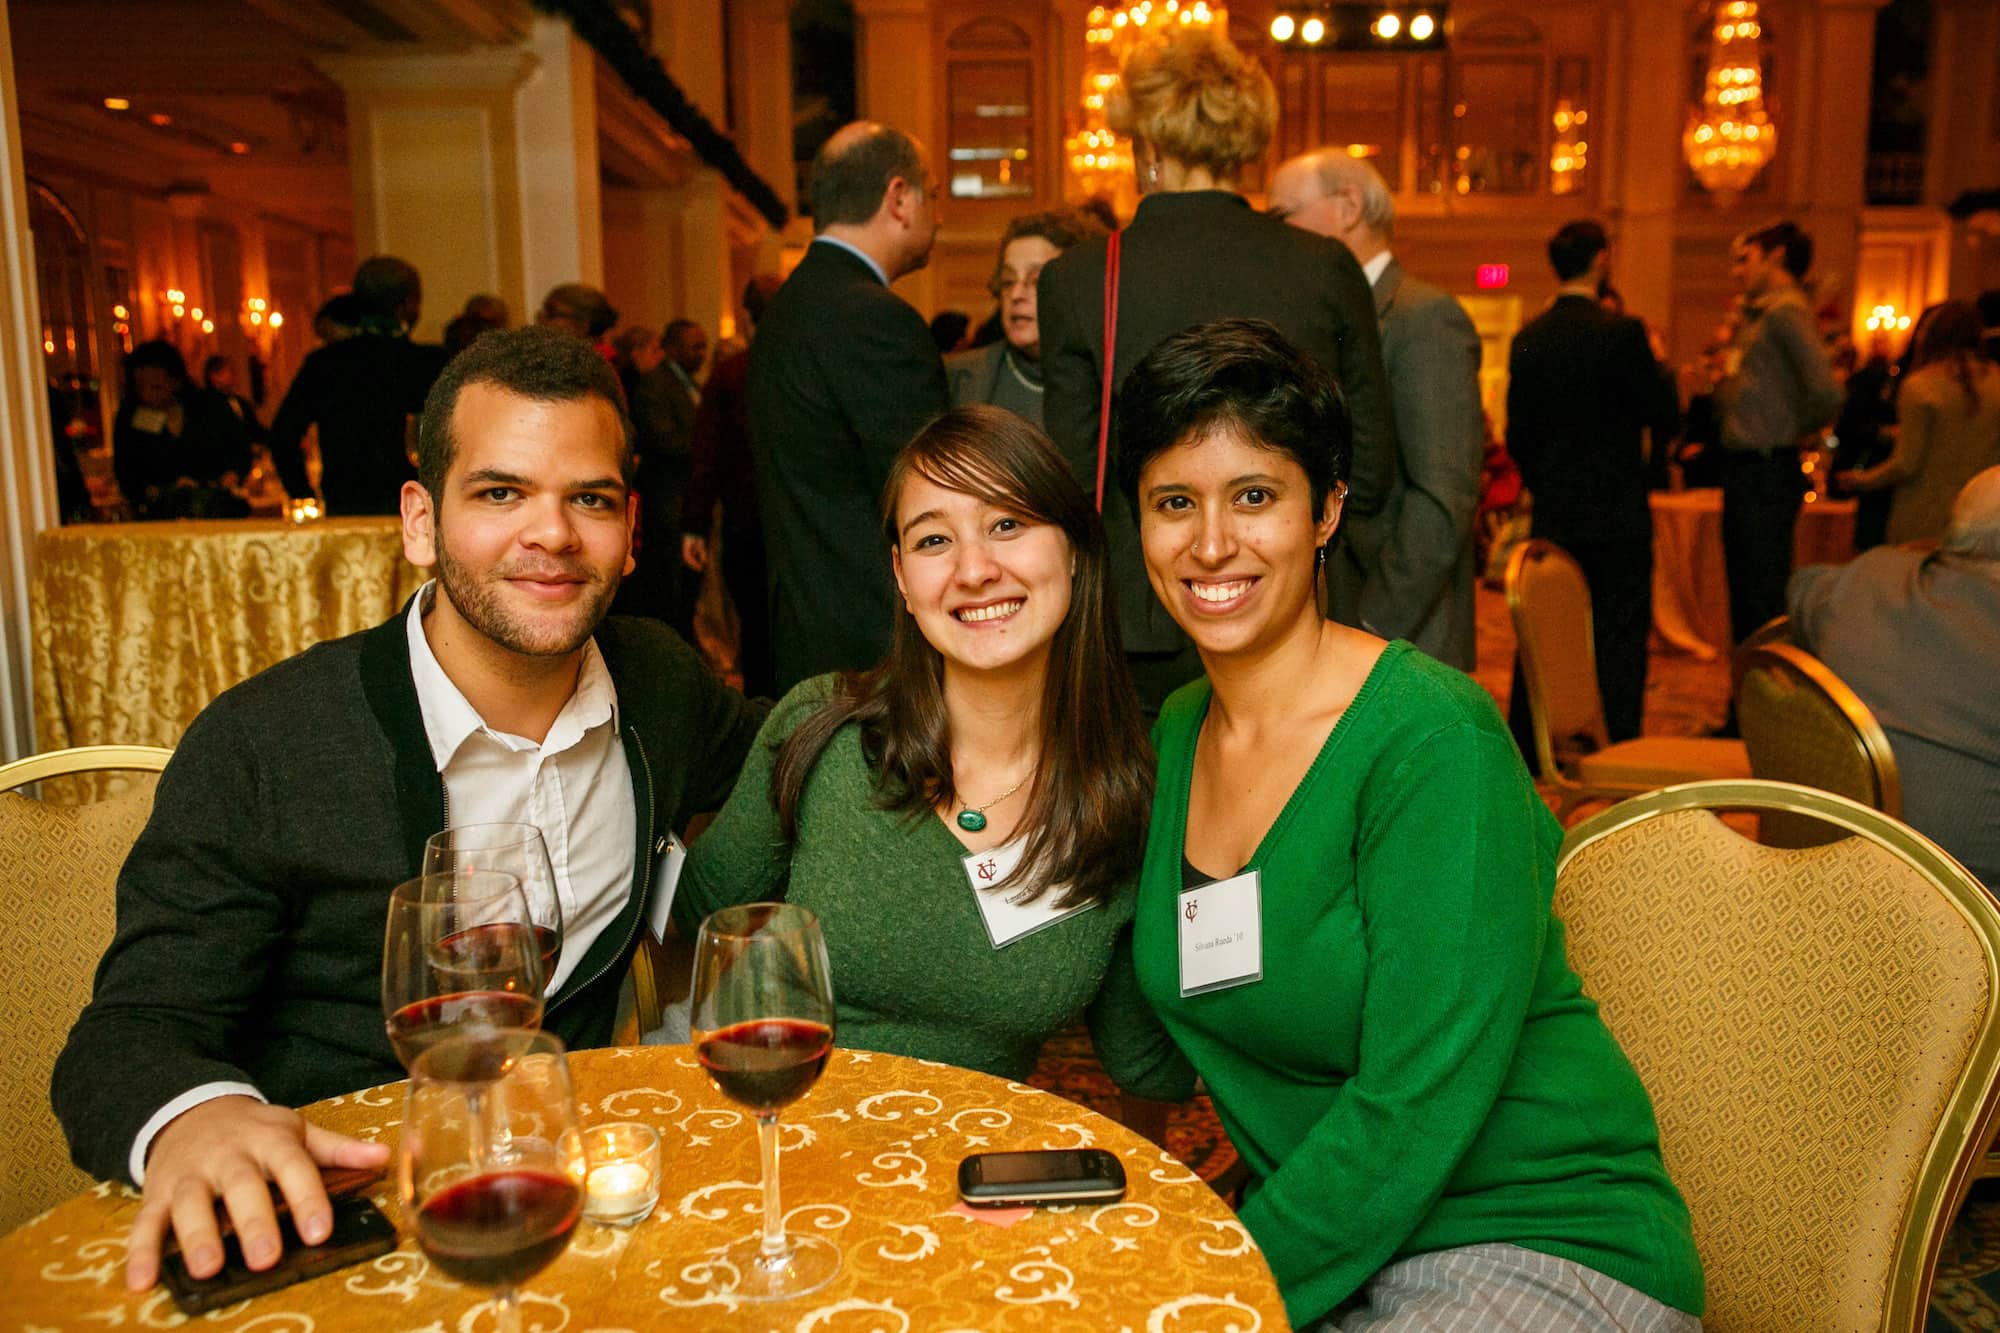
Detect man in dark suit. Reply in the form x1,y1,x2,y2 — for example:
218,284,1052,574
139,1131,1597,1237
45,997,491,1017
1270,150,1483,670
1506,220,1680,757
628,319,708,634
748,121,948,690
268,256,449,516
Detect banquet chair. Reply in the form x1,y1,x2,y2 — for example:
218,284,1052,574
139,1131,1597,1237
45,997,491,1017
1728,614,1795,693
1505,539,1749,821
0,744,172,1231
1558,781,2000,1332
1735,642,1900,847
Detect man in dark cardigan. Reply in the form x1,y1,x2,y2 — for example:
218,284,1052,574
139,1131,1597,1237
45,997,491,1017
54,327,766,1294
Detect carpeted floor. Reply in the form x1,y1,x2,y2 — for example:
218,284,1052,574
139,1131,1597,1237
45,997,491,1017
1023,584,1995,1323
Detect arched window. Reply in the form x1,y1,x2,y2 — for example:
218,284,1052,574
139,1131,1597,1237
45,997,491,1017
944,16,1038,201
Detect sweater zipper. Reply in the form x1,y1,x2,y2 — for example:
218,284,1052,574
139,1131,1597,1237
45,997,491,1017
546,730,659,1018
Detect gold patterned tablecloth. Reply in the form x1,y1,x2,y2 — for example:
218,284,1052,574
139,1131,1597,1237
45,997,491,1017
1650,490,1860,660
0,1047,1286,1331
30,518,425,755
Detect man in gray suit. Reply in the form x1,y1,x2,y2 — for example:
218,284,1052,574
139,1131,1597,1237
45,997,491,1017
1269,151,1484,669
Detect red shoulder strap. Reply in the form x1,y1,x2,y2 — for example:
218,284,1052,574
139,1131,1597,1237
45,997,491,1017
1095,229,1123,513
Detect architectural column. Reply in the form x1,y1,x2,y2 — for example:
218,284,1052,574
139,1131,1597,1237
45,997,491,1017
729,0,805,255
1796,0,1889,323
644,0,733,338
318,17,604,340
0,1,57,759
1609,0,1685,344
853,0,937,315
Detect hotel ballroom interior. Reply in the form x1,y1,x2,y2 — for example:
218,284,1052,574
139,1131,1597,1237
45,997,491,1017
5,0,2000,1328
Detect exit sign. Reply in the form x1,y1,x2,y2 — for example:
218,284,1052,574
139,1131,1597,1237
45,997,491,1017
1476,263,1510,289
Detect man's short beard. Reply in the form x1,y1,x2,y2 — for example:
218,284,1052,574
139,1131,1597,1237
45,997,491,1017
432,524,617,658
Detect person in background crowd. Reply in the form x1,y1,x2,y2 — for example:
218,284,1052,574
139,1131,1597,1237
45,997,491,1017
1118,318,1702,1332
1792,465,2000,889
930,309,972,356
537,283,620,363
269,256,449,515
443,292,509,356
748,120,948,691
1712,219,1840,643
610,325,663,398
201,355,265,446
685,274,785,698
1829,343,1896,551
1268,150,1482,671
56,326,766,1298
113,340,251,519
1504,220,1680,759
1976,289,2000,365
626,319,708,634
1037,23,1397,714
311,293,361,345
679,405,1190,1105
1838,300,2000,545
946,209,1105,430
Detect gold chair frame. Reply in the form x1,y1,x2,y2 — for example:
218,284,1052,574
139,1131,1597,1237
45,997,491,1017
0,744,173,793
1506,539,1745,821
1561,780,2000,1331
1735,642,1901,818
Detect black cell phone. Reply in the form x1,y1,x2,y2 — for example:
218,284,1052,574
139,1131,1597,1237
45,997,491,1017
159,1195,398,1315
957,1148,1127,1207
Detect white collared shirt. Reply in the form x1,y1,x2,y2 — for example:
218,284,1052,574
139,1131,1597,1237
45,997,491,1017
811,234,890,286
130,585,637,1183
1362,249,1393,288
404,583,636,996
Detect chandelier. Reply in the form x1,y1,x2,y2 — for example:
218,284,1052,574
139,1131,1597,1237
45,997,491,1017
1066,1,1222,212
1683,0,1776,201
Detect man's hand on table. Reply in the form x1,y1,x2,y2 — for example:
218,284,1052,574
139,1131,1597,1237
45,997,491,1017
125,1095,391,1292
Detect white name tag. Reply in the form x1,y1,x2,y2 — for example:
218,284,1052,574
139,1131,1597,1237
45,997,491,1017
961,839,1096,949
1178,870,1263,997
647,831,688,946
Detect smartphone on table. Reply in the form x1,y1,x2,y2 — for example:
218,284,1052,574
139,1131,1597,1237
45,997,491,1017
159,1194,397,1315
957,1148,1127,1208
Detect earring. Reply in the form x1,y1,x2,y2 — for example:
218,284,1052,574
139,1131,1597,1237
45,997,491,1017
1315,543,1328,570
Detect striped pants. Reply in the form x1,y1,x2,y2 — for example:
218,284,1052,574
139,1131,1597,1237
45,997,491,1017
1313,1243,1702,1333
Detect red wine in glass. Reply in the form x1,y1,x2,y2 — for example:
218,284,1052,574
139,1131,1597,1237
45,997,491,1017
424,825,565,995
695,1018,833,1115
415,1169,582,1289
387,990,541,1069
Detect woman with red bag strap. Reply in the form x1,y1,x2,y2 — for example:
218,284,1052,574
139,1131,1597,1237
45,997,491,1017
1035,23,1398,715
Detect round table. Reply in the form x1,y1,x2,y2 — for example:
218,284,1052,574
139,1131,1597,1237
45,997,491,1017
1,1047,1286,1330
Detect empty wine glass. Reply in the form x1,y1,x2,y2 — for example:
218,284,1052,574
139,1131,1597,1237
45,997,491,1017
401,1029,585,1333
690,902,840,1301
382,870,543,1071
424,824,564,993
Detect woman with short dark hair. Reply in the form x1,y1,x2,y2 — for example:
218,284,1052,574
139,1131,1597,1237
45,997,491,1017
678,405,1189,1097
1119,318,1704,1332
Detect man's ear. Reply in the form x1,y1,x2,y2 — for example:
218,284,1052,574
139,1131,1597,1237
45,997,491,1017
401,481,438,569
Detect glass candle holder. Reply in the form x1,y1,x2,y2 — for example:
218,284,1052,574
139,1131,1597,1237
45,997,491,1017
582,1122,661,1225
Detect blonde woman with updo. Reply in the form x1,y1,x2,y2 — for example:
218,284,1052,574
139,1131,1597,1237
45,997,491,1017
1037,22,1398,712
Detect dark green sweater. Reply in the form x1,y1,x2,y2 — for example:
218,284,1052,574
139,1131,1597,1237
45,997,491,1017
1136,643,1703,1325
679,678,1194,1099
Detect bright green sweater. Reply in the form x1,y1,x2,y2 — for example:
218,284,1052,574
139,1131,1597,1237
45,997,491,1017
1136,643,1704,1326
679,676,1194,1100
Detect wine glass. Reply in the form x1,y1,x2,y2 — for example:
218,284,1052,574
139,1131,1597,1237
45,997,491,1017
424,824,564,993
382,870,544,1071
690,902,840,1300
401,1028,586,1333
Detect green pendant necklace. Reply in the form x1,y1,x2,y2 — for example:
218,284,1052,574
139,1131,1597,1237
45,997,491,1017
955,772,1033,833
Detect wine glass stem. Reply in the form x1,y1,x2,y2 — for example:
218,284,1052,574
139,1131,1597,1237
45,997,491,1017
494,1282,522,1333
757,1114,786,1259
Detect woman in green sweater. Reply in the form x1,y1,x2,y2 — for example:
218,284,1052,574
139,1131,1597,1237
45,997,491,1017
677,405,1192,1100
1114,319,1703,1330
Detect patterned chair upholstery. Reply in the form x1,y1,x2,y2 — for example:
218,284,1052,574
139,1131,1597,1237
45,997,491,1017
1559,781,2000,1331
1735,642,1900,848
0,746,171,1231
1506,540,1749,821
